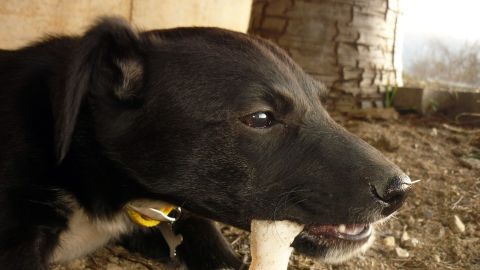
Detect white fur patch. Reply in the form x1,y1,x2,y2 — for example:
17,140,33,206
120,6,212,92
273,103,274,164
323,230,375,264
249,220,304,270
50,196,134,263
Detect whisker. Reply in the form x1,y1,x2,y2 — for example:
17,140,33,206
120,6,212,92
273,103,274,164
405,179,422,185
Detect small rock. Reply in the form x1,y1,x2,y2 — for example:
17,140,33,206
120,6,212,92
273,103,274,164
395,247,409,258
401,231,410,242
430,128,438,136
407,216,416,227
383,236,396,249
411,238,420,247
423,209,433,219
450,215,466,233
403,237,420,248
459,158,480,170
470,135,480,148
466,223,477,235
437,226,446,239
375,134,400,152
426,222,445,241
433,254,441,263
451,148,466,157
447,135,462,144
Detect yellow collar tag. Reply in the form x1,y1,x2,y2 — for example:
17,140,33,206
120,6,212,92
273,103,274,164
126,201,176,227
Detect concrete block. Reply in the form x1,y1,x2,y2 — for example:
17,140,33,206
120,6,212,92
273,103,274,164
393,87,480,116
422,88,480,115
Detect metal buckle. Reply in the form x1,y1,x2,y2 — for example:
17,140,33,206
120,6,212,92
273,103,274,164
127,204,182,223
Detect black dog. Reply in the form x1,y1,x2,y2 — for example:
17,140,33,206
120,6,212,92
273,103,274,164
0,17,411,270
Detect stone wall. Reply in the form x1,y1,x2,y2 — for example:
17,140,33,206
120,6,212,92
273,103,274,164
249,0,403,109
0,0,252,49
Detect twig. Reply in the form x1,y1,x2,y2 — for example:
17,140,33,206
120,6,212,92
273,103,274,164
451,196,464,210
442,124,480,134
231,235,243,246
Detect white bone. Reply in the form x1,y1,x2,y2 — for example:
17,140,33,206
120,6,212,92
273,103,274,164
249,220,304,270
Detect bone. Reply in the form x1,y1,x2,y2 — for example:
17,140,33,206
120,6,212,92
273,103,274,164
249,220,304,270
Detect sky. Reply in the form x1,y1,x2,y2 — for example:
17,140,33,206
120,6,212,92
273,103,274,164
402,0,480,41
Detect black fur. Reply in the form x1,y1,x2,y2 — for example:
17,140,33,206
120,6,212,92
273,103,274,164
0,17,409,269
120,214,243,270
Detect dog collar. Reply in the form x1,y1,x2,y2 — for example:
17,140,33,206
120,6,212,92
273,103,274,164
126,203,178,227
125,200,183,258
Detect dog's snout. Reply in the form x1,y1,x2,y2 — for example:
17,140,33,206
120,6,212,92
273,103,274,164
371,174,411,215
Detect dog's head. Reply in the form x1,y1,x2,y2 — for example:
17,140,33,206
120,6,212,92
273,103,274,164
55,18,411,262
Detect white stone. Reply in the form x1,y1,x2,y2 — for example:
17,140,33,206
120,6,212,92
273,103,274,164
451,215,466,233
395,247,410,258
401,231,410,242
404,237,420,248
383,236,396,249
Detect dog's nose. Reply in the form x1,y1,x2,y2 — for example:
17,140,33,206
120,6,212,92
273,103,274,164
371,174,411,216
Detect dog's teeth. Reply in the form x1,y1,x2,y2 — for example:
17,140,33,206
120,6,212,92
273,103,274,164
338,224,346,233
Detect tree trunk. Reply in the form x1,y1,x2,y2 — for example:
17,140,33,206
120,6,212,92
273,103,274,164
248,0,403,110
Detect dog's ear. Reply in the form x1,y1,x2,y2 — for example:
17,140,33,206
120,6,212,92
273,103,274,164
53,17,145,164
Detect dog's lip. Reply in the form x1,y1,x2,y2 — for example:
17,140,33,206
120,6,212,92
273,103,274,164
303,223,372,241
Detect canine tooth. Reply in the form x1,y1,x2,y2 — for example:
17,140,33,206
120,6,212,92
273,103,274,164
352,226,362,235
338,224,346,233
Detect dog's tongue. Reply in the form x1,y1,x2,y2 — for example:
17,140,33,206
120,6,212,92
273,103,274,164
249,220,304,270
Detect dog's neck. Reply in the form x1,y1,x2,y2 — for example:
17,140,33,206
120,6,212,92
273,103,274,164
55,128,149,219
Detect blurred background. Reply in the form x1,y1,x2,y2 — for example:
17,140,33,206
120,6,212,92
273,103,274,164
1,1,478,269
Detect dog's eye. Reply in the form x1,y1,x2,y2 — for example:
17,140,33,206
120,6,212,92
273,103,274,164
240,112,275,128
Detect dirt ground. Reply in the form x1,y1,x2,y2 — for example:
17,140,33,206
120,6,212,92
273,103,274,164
52,112,480,270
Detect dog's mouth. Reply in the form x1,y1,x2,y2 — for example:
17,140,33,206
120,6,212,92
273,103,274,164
291,223,375,263
304,223,372,241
